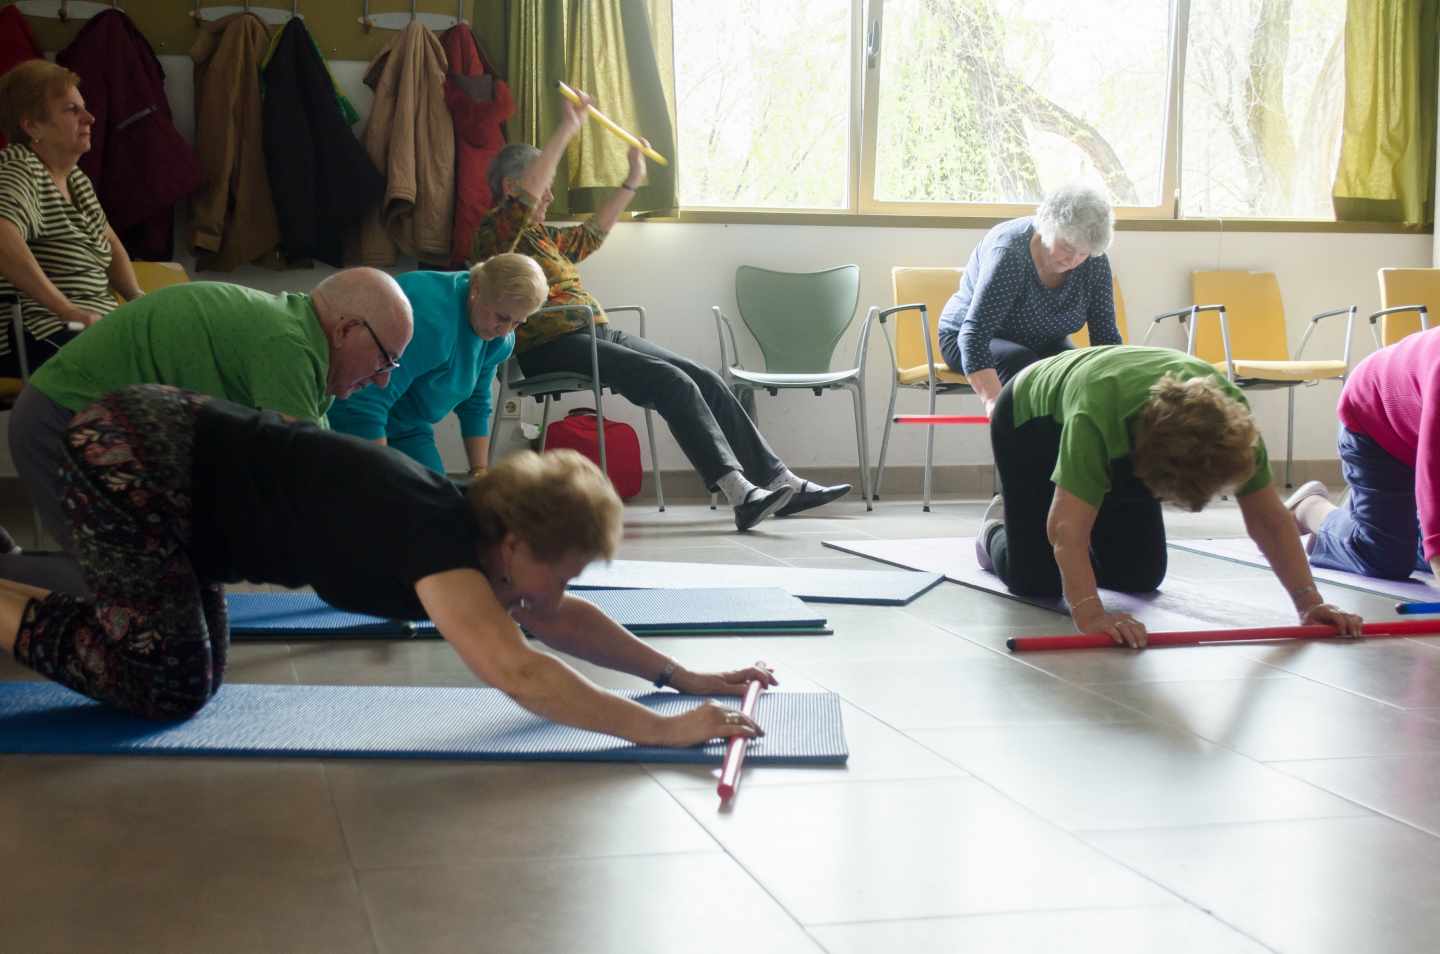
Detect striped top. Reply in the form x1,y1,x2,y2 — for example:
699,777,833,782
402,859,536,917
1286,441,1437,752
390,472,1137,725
0,143,115,357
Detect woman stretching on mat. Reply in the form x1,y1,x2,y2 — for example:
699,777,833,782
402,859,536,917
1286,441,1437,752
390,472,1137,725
977,345,1363,647
328,254,549,477
0,384,774,744
1287,326,1440,587
468,89,849,531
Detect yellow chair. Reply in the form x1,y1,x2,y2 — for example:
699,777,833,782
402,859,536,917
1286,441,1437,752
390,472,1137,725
1143,270,1355,488
1372,268,1437,348
1071,276,1130,347
874,267,1127,510
122,260,191,300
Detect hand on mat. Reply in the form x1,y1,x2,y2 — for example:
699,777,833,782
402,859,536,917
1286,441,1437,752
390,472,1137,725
1076,606,1148,649
672,663,779,697
1301,602,1363,637
661,701,764,747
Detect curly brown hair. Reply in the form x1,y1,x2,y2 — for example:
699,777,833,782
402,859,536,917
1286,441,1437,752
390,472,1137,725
467,449,622,562
1131,374,1260,512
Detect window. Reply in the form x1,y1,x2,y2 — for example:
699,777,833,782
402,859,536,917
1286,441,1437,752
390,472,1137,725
869,0,1171,212
1180,0,1347,217
669,0,1350,220
672,0,853,210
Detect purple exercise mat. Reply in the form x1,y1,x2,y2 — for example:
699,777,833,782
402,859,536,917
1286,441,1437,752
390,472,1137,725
822,536,1296,631
1168,537,1440,603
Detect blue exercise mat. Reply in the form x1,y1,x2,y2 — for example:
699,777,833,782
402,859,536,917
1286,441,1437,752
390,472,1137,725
228,588,827,639
0,682,849,764
570,559,944,606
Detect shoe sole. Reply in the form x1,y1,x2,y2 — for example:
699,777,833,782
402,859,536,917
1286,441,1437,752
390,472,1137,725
736,486,796,531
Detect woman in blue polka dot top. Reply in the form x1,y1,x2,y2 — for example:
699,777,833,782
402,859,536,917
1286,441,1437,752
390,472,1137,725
938,184,1121,417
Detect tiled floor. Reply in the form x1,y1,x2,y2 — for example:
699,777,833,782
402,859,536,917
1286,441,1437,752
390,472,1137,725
2,494,1439,952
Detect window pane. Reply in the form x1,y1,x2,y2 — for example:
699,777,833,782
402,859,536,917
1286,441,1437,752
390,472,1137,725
673,0,851,209
1181,0,1346,218
872,0,1169,207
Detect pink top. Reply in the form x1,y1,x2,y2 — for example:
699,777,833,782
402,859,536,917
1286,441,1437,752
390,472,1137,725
1338,327,1440,560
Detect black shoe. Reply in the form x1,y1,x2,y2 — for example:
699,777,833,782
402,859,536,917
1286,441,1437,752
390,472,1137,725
734,485,795,532
776,481,851,517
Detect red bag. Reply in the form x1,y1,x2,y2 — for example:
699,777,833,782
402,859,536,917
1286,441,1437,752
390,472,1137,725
544,408,643,500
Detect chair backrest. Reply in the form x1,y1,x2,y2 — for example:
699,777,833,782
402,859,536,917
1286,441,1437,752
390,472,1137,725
117,261,191,304
1378,267,1439,346
1071,274,1130,348
1189,270,1289,362
890,266,963,370
733,264,860,373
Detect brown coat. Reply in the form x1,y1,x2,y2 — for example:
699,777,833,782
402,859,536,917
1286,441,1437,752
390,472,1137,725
189,13,280,271
355,21,455,266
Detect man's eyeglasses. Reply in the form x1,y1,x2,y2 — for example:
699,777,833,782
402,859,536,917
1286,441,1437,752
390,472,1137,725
357,317,401,372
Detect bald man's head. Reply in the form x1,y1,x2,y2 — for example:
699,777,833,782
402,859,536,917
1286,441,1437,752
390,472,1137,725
311,268,415,400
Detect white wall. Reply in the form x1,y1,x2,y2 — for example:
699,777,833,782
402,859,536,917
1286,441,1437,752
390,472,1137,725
5,55,1429,477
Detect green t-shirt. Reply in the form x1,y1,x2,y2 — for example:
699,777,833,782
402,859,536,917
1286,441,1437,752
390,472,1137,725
32,281,332,423
1011,345,1271,507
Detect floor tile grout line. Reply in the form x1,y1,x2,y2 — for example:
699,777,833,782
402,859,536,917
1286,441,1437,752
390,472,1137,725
642,762,831,953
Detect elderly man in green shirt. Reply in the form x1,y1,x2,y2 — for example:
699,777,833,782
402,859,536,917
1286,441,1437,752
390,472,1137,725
6,267,413,556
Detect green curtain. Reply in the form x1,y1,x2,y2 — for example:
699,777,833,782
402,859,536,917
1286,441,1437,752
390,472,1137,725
506,0,676,216
1332,0,1438,224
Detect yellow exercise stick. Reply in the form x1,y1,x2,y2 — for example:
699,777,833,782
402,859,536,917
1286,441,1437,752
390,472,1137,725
557,81,669,167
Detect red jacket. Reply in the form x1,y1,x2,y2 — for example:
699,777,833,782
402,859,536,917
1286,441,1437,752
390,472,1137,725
0,6,41,149
441,25,513,267
57,9,201,260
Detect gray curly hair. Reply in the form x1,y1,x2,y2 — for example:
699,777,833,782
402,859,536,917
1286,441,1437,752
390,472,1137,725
1034,184,1114,256
487,143,542,204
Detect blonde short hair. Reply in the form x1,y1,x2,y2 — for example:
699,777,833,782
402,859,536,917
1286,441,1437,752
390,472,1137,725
1132,374,1260,512
469,253,548,316
0,60,81,144
468,449,622,562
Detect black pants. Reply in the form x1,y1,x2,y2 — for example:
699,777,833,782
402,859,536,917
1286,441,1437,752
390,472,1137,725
0,325,79,380
984,380,1167,598
517,325,785,488
939,333,1073,383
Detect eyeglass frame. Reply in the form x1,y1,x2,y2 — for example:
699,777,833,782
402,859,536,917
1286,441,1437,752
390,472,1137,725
352,315,401,372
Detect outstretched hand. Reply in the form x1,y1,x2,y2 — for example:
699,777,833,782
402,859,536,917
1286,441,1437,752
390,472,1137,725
559,88,594,132
672,663,778,697
1301,602,1364,637
657,700,763,748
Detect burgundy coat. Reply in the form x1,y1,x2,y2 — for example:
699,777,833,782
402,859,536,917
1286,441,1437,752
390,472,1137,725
0,6,41,149
57,9,201,260
441,25,513,267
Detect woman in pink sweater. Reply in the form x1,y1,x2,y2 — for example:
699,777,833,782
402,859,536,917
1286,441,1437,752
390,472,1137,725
1288,327,1440,583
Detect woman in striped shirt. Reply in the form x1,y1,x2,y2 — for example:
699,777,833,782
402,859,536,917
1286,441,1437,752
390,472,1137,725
0,60,141,379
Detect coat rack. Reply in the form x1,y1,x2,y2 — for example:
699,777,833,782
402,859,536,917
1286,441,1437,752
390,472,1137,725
14,1,123,22
359,0,464,33
191,1,301,27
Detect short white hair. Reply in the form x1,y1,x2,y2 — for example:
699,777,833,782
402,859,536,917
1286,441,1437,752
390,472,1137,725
1034,184,1114,256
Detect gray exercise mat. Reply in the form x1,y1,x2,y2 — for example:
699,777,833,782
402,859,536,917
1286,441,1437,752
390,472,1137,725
823,536,1296,630
570,560,942,605
1168,537,1440,603
0,682,848,764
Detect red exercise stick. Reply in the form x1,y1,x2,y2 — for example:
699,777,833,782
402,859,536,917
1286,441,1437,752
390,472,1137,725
892,415,989,425
1007,618,1440,652
716,670,767,803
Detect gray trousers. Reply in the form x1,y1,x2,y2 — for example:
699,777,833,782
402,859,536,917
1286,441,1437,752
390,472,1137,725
0,387,86,592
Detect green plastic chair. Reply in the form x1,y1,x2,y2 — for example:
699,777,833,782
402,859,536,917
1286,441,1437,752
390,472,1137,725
712,264,877,508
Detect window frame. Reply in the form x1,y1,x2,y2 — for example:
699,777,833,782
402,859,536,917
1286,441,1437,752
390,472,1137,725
662,0,1414,232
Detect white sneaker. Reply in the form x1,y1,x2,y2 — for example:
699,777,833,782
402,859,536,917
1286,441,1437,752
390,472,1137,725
980,493,1004,525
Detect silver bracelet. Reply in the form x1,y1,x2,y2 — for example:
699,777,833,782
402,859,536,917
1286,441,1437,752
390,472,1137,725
1069,594,1102,614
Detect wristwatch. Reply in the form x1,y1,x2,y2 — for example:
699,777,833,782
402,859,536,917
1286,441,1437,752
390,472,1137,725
653,659,677,689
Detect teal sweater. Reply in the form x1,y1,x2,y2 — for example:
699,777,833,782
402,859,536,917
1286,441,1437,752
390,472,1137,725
328,270,513,469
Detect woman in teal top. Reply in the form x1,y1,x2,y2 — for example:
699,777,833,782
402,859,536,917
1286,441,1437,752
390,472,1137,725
977,345,1362,648
329,254,547,475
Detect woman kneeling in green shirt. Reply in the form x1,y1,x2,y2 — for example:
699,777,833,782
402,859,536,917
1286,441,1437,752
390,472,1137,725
978,345,1362,648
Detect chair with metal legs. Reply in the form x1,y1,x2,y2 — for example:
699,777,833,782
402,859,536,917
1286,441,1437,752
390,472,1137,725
491,303,666,510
